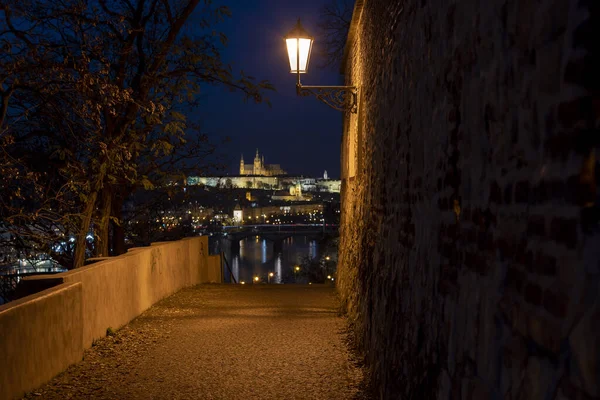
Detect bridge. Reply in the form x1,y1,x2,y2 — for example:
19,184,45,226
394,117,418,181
222,224,338,252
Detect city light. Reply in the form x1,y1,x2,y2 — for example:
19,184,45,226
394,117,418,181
269,272,274,277
253,276,260,282
240,281,246,285
327,275,331,279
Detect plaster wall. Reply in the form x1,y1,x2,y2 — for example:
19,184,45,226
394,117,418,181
59,236,217,347
0,283,83,400
0,236,220,400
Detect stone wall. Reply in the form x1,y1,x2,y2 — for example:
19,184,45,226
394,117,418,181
338,0,599,399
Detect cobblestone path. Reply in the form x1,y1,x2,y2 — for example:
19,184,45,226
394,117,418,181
24,285,366,400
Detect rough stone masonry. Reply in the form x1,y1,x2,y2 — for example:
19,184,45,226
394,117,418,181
338,0,599,399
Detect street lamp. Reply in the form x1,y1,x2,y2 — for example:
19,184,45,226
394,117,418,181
284,19,358,113
293,265,300,284
268,272,274,284
253,276,260,283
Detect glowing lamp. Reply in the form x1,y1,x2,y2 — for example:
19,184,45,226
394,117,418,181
284,19,314,74
283,19,357,113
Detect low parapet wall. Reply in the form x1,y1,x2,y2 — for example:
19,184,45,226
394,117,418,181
0,283,83,400
61,236,221,347
0,236,221,400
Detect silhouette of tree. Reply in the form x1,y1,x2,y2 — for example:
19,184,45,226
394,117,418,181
316,0,354,69
1,0,274,268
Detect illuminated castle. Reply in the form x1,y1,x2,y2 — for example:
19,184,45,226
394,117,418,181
240,149,286,176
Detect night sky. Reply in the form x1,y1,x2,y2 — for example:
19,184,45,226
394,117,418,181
189,0,345,178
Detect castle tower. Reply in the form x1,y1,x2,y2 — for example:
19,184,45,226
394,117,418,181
254,148,261,175
324,170,328,179
240,155,245,175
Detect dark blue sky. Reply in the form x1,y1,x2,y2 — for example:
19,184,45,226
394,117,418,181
189,0,344,178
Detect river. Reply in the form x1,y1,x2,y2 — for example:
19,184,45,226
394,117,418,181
210,235,321,284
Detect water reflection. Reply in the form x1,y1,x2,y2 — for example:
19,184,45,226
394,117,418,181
217,235,318,284
0,260,65,276
309,240,317,260
231,254,240,284
0,260,67,305
274,255,282,284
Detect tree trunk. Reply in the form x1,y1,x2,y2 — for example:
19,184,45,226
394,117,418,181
73,170,106,269
73,190,99,268
111,192,126,256
95,187,112,257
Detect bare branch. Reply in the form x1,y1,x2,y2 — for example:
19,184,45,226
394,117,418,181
316,0,353,69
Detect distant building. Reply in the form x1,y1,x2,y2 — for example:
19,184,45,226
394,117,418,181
187,176,280,189
299,178,317,192
316,179,341,193
271,183,313,201
240,149,286,176
186,175,341,193
241,203,324,220
233,204,243,225
187,157,340,193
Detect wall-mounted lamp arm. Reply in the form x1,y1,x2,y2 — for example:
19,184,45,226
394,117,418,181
296,83,358,113
288,26,358,114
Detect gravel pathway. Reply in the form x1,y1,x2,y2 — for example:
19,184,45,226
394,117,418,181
24,284,366,400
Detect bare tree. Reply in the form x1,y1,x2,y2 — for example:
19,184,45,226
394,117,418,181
316,0,354,69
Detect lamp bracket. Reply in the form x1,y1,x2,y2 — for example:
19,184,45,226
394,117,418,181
296,83,358,113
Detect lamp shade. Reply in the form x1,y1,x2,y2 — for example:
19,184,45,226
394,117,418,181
284,19,314,74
